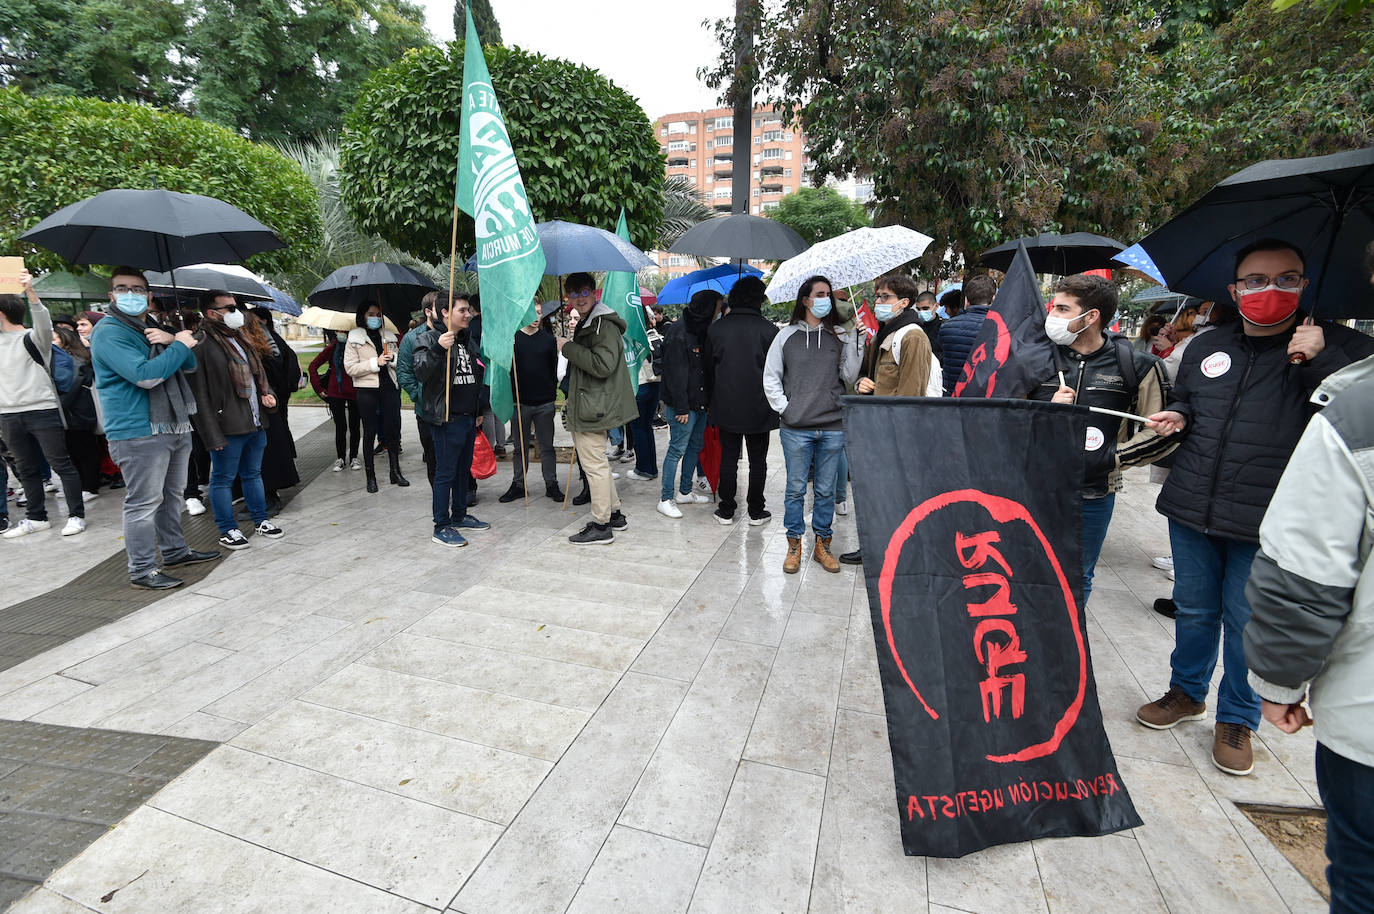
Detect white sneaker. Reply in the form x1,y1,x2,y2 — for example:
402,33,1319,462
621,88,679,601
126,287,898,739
694,478,713,496
185,497,207,516
1152,555,1174,572
350,457,362,471
2,518,51,538
835,501,849,516
43,480,58,494
656,499,684,519
81,490,99,500
674,491,711,504
331,458,345,472
618,450,637,464
611,471,621,480
624,469,656,481
61,516,86,536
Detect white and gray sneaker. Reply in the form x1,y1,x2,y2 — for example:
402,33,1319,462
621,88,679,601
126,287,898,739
61,517,86,536
81,490,99,500
43,480,58,494
694,478,713,497
350,457,362,471
256,520,284,539
185,497,207,516
674,491,711,505
656,499,684,519
218,529,251,550
2,518,51,538
331,458,345,472
835,500,849,516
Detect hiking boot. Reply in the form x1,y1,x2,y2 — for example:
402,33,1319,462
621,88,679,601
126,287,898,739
572,486,591,506
545,483,565,501
1136,686,1206,730
1212,722,1254,776
569,521,613,545
813,536,841,573
783,537,803,574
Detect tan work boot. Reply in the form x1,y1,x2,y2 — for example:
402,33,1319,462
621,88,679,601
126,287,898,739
1135,686,1207,730
783,537,803,574
1212,722,1254,776
813,536,840,573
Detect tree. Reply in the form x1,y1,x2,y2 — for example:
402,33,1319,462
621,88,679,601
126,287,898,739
768,186,869,245
658,175,715,249
453,0,502,45
188,0,432,145
0,0,190,108
0,89,321,275
339,42,665,261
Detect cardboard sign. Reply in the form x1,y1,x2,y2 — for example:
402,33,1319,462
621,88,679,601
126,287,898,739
845,396,1141,857
0,257,26,294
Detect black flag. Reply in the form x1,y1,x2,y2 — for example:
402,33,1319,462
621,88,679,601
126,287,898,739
954,241,1056,399
845,396,1142,858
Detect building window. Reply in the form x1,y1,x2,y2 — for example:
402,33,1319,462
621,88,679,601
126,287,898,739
689,159,695,167
716,134,731,147
706,140,713,149
761,148,783,160
784,168,792,178
706,174,713,183
752,205,760,213
668,140,689,152
753,170,760,180
667,121,690,135
785,132,794,142
763,201,779,211
660,127,667,137
706,157,714,166
752,188,760,197
706,122,714,131
784,150,793,160
715,116,733,129
762,130,784,143
754,117,762,127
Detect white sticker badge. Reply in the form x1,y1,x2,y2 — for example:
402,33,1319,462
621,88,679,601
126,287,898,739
1201,351,1232,379
1085,426,1105,451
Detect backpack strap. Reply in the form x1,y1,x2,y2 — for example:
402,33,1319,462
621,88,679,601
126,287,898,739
1113,335,1139,394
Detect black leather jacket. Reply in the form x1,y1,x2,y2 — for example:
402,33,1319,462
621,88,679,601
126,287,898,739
411,324,484,423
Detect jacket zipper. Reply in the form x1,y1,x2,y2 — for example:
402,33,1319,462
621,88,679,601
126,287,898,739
1204,346,1257,533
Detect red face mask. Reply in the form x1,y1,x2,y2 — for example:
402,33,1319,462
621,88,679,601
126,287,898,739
1236,285,1301,327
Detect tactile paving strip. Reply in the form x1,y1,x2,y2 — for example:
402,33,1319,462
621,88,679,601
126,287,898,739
0,719,216,908
0,420,339,673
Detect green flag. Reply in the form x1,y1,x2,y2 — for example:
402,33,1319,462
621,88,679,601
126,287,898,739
456,7,544,422
600,208,652,385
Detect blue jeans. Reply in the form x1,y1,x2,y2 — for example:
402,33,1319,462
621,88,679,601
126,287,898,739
432,415,476,529
632,382,660,477
1081,493,1116,605
781,427,845,539
832,447,849,505
208,429,268,534
608,425,624,447
1167,520,1261,730
1318,742,1374,914
660,409,707,502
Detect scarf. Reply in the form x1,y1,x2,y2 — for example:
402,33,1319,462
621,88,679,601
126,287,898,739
107,307,197,434
201,318,269,401
862,306,921,380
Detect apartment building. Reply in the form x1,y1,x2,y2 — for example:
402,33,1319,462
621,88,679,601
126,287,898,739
653,104,811,278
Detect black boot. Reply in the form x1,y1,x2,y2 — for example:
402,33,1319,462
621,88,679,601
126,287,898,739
366,470,379,494
573,485,591,506
388,448,410,487
499,482,525,503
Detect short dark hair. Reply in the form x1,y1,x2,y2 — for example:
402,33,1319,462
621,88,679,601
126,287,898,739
915,290,938,305
109,266,147,288
1234,238,1305,277
420,290,439,312
727,275,766,311
565,272,595,294
355,300,381,326
199,289,234,308
876,273,918,304
0,294,24,325
440,291,472,312
1054,273,1117,330
964,275,997,307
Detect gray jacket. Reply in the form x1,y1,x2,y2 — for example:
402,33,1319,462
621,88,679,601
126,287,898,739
762,321,863,430
1244,355,1374,767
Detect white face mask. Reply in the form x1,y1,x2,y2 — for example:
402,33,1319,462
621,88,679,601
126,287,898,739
1045,312,1090,345
222,310,245,331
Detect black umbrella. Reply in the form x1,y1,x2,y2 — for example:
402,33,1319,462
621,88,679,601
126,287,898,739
978,232,1126,275
1138,147,1374,319
669,213,809,261
146,263,274,302
308,262,437,331
20,189,284,269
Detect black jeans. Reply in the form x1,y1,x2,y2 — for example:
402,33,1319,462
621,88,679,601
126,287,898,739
717,429,770,519
326,396,360,462
66,428,104,494
183,428,212,498
0,409,84,521
416,416,435,485
1318,742,1374,914
355,382,400,474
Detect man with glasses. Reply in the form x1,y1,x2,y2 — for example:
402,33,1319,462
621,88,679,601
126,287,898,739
1137,238,1374,776
91,267,218,589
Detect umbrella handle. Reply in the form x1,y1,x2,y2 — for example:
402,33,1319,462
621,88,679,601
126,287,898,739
1289,316,1313,365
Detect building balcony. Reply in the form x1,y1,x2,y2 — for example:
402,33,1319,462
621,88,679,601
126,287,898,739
713,201,733,212
760,163,784,176
667,157,689,168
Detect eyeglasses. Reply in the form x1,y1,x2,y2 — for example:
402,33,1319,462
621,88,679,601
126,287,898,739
208,304,240,313
112,284,148,295
1235,272,1304,291
873,292,898,301
567,290,595,300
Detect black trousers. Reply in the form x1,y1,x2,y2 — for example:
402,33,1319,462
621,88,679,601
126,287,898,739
183,428,212,498
66,428,105,494
326,397,361,461
355,383,400,474
416,416,435,485
0,409,83,522
717,430,770,519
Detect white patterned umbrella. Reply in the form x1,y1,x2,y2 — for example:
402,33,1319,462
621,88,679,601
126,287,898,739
765,225,934,303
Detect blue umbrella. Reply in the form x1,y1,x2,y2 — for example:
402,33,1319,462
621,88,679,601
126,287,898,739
1112,243,1167,285
657,263,764,305
266,286,301,316
536,220,654,275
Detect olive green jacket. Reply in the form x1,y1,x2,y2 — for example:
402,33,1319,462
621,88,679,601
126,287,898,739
562,302,639,433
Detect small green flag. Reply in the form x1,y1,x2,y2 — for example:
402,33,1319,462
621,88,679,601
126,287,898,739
600,208,652,385
456,7,544,423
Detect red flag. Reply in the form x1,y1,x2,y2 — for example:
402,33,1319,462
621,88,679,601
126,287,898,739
855,299,879,339
1083,268,1113,280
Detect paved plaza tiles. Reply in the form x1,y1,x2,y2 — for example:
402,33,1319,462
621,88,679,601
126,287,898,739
0,406,1329,912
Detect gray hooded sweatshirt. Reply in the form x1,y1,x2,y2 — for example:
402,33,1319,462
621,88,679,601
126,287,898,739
762,321,863,430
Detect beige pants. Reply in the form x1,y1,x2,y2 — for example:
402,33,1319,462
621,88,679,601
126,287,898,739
573,430,621,524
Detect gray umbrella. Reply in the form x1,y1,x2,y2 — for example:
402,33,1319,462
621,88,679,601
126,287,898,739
146,263,274,301
668,213,810,261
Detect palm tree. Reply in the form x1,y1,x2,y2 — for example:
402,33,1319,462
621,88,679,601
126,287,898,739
657,174,715,249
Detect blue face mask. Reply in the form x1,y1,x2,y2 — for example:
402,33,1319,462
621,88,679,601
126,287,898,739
936,306,949,319
809,296,832,319
874,303,895,322
365,316,382,330
916,308,936,322
114,292,147,316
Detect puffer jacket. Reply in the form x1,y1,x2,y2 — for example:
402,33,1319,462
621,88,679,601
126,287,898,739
342,327,399,388
1027,338,1175,497
938,305,990,395
705,305,779,434
659,318,708,415
1156,319,1374,543
562,302,639,433
1244,355,1374,768
411,322,483,423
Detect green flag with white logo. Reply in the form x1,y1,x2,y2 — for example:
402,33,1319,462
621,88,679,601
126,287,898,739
457,7,544,422
600,208,652,385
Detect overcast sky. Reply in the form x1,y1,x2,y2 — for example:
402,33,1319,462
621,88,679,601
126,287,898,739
418,0,735,119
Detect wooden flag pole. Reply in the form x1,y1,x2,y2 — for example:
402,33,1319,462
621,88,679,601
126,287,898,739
512,348,529,506
444,205,459,422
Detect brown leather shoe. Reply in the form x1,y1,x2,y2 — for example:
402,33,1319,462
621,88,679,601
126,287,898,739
1212,722,1254,776
813,536,841,573
783,537,803,574
1135,686,1207,730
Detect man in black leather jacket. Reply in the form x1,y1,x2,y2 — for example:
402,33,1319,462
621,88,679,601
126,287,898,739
1136,238,1374,778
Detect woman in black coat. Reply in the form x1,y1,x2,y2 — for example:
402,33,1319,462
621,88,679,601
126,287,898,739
245,308,300,511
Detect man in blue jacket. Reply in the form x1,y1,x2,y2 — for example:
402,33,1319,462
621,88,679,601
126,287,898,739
937,274,997,395
91,267,220,589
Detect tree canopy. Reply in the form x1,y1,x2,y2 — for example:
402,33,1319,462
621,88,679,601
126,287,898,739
768,187,870,246
0,89,321,275
339,42,665,260
454,0,502,45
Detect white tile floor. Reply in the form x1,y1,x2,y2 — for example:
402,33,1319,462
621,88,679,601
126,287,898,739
1,407,1329,913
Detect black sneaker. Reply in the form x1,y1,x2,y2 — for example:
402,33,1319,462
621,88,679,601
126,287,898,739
545,483,565,501
609,510,627,530
499,484,525,504
747,511,772,526
163,549,222,567
1153,598,1177,619
569,521,613,545
131,571,183,590
256,520,284,539
0,516,8,533
572,487,591,506
839,549,863,565
218,529,250,550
